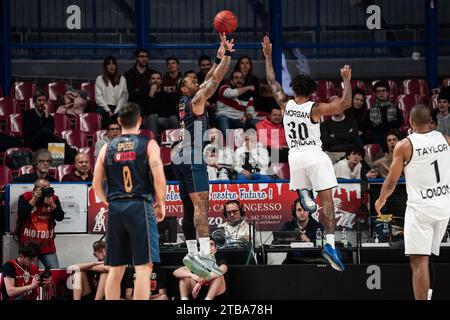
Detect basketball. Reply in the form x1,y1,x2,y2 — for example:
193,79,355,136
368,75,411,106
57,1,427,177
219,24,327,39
214,10,238,34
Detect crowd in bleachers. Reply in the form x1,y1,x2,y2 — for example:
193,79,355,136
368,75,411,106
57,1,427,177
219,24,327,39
0,49,450,186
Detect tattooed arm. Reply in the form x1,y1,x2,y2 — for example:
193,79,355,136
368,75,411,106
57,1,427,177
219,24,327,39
262,36,288,112
200,42,225,87
192,33,234,115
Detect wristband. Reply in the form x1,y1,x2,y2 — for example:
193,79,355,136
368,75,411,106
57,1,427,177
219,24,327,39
215,57,222,64
224,50,232,56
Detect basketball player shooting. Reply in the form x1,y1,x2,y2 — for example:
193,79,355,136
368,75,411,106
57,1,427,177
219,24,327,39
262,35,352,271
375,105,450,300
173,33,234,279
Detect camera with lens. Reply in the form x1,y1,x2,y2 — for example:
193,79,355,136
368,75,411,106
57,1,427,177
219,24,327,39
39,266,52,286
42,187,55,198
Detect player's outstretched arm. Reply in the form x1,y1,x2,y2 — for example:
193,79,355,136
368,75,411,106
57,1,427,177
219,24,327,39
92,144,108,204
200,42,225,87
311,65,352,122
262,36,288,111
375,139,409,214
148,139,166,222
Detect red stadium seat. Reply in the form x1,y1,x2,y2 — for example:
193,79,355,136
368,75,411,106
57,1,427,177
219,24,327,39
397,94,423,134
365,94,376,110
11,82,37,111
6,113,23,137
429,94,439,110
95,129,107,144
0,97,17,132
18,165,35,176
269,163,290,180
139,129,157,140
76,113,102,133
62,130,90,149
441,79,450,88
45,82,69,103
160,146,172,165
54,113,75,139
161,129,181,146
364,144,381,162
316,80,336,102
1,166,13,186
57,164,74,181
401,79,430,102
371,80,398,103
0,85,3,97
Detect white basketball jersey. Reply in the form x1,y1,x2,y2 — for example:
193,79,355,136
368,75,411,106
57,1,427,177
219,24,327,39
404,131,450,216
283,100,322,153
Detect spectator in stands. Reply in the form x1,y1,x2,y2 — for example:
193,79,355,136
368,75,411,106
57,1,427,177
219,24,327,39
95,56,129,119
334,145,378,179
255,106,288,163
13,149,58,183
22,91,58,151
321,96,359,164
279,199,324,264
217,200,250,244
124,49,158,110
216,70,258,138
436,92,450,135
368,81,403,145
197,54,220,127
197,55,212,85
55,88,88,116
234,131,271,180
373,130,403,179
233,56,262,110
1,241,51,300
345,88,369,145
94,118,121,161
203,128,234,181
71,240,110,300
142,71,178,135
163,56,182,94
173,239,227,300
17,178,65,268
61,153,93,182
122,264,169,300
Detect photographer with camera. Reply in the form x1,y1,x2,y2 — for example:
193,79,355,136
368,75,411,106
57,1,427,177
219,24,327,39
17,178,65,268
1,241,52,300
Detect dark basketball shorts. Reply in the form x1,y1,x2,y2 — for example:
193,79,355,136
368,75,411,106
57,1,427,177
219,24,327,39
106,198,160,267
173,163,209,199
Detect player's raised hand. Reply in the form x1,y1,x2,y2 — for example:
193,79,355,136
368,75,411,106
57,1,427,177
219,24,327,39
219,32,235,52
262,36,272,58
217,42,225,59
341,65,352,81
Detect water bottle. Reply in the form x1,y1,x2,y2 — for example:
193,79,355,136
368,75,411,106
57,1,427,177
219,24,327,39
374,232,379,244
341,228,348,248
316,229,323,248
382,221,390,242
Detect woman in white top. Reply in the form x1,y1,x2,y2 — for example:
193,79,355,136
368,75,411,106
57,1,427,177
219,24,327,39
95,56,128,118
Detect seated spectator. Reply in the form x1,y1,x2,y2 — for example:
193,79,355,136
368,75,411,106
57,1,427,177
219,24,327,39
234,132,271,180
436,92,450,135
55,88,88,116
95,56,129,119
1,241,51,300
280,199,324,264
334,146,378,179
197,54,220,127
13,149,58,183
368,81,403,145
22,91,59,151
173,239,227,300
373,130,402,179
61,152,93,182
203,128,234,181
94,117,121,161
142,71,178,135
217,200,250,246
196,55,212,85
233,56,262,110
255,106,288,163
216,70,258,138
17,178,65,268
321,96,359,164
70,240,110,300
163,57,182,93
345,88,369,145
124,48,158,110
122,264,169,300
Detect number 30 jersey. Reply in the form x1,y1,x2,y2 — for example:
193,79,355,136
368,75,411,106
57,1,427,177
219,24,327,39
105,134,154,202
283,100,322,154
404,131,450,217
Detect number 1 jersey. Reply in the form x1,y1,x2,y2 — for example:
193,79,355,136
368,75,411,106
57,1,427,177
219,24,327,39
283,100,322,154
404,131,450,217
105,134,154,202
